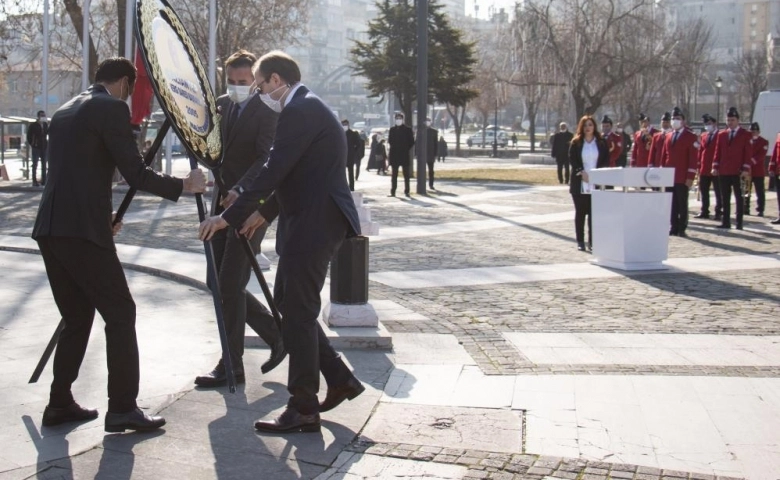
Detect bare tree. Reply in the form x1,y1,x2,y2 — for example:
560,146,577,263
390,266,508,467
170,0,310,93
734,46,769,120
667,19,714,119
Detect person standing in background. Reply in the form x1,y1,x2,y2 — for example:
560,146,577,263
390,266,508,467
27,110,49,186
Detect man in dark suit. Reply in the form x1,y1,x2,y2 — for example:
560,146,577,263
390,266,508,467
26,110,49,186
550,122,573,184
388,112,415,197
343,119,363,191
32,57,205,432
194,50,285,389
199,51,364,434
424,117,439,189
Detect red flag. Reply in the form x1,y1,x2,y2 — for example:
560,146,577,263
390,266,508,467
131,47,154,126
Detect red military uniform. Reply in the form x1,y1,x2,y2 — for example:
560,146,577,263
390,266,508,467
750,136,769,177
661,128,699,184
698,129,718,176
605,131,623,167
648,130,669,167
770,133,780,176
713,127,752,175
631,127,657,167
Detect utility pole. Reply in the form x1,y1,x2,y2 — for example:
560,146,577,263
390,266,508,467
415,0,428,195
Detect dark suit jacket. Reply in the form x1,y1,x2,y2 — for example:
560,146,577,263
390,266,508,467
26,121,49,149
221,86,361,256
32,84,183,251
345,128,362,167
568,136,610,195
551,131,574,163
213,94,278,212
388,124,414,166
425,127,438,163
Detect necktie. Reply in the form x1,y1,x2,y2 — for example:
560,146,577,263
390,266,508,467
729,130,735,143
672,131,679,145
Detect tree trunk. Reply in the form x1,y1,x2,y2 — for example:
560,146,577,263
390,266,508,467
528,99,537,153
63,0,99,83
446,104,464,156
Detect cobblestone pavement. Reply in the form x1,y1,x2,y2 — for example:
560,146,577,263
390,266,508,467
346,440,745,480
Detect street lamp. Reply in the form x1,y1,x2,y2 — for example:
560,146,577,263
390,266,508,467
714,76,723,128
493,81,499,158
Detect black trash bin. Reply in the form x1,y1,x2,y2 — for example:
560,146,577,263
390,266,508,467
330,236,368,304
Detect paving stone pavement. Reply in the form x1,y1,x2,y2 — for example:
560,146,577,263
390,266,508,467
2,162,778,479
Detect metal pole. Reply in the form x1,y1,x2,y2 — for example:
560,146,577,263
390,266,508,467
42,0,50,115
208,0,217,92
124,0,133,59
493,96,498,157
415,0,428,195
716,88,720,128
81,0,91,91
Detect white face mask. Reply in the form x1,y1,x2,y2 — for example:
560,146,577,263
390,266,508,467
395,119,403,126
227,85,252,104
258,84,288,113
425,121,431,127
616,128,623,133
705,125,714,133
342,124,349,131
671,119,683,130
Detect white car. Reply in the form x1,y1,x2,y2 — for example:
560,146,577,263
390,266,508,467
467,130,508,147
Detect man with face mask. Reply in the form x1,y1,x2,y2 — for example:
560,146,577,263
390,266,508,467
648,112,672,168
712,107,752,230
601,115,623,168
342,119,363,191
660,107,699,237
746,122,769,217
32,57,206,432
26,110,49,186
696,114,722,220
194,49,285,389
198,51,364,434
388,112,415,197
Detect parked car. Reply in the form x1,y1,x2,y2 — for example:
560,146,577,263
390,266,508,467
467,129,509,148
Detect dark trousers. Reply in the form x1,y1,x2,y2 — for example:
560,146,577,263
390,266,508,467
556,159,570,184
390,162,411,195
670,183,689,234
698,175,722,216
719,175,743,227
427,159,435,188
355,159,361,181
209,224,279,371
38,236,139,413
275,246,352,415
751,176,766,214
571,193,592,244
32,147,46,184
347,163,356,191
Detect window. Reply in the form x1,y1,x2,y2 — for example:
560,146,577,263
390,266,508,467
9,80,17,93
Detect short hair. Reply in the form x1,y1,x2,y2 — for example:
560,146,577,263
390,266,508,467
224,49,256,70
95,57,137,85
341,118,349,124
255,51,301,85
37,110,45,116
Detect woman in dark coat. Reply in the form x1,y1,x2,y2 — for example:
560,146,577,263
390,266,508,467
568,115,610,251
367,134,379,171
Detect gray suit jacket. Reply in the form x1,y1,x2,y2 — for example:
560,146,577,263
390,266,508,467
213,94,278,212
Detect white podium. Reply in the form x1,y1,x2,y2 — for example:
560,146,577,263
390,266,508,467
588,167,675,271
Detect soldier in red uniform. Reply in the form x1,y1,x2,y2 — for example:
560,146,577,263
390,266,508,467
747,122,769,217
601,115,623,167
648,112,672,168
630,113,657,168
695,114,722,220
661,107,699,237
712,107,752,230
769,133,780,224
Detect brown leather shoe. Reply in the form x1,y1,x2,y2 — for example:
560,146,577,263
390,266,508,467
254,407,320,433
319,376,365,413
42,402,98,427
195,361,245,388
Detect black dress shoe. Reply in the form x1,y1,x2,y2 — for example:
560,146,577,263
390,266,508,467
771,218,780,225
254,407,320,433
577,242,586,251
388,193,395,197
716,224,731,229
714,214,723,221
736,224,743,230
669,230,678,236
195,361,246,388
105,408,165,433
404,192,411,197
757,212,764,217
677,231,688,238
261,339,287,374
694,212,709,219
319,376,366,413
42,402,98,427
